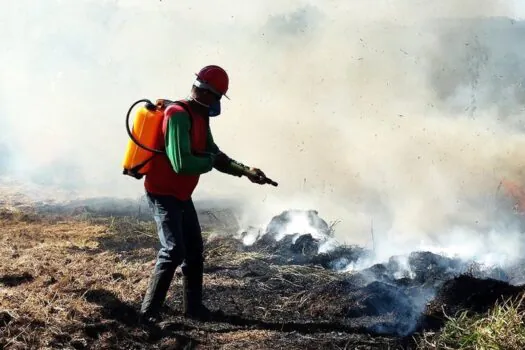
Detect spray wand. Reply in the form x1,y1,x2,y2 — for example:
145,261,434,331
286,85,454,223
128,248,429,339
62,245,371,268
237,164,279,187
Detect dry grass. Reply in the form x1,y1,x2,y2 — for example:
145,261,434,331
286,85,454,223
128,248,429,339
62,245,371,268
417,293,525,349
2,204,385,350
0,200,422,349
213,330,275,348
0,208,157,349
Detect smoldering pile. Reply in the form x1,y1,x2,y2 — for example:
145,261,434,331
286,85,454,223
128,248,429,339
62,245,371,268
240,209,517,281
236,209,525,335
239,209,366,268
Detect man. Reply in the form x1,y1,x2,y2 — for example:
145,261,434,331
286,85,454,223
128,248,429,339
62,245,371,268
139,65,271,324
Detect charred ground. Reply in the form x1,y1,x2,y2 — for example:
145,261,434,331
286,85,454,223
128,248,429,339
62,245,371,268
1,193,525,349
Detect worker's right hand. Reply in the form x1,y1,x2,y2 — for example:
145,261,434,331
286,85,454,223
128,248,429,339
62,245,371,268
246,167,268,185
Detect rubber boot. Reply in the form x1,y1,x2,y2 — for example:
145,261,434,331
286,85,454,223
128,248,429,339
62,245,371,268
182,272,212,321
139,262,176,324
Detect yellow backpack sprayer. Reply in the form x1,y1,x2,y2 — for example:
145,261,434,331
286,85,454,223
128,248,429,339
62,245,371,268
122,98,190,179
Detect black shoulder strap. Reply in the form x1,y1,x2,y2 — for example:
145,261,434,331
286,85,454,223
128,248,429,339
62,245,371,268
166,100,211,156
170,100,193,130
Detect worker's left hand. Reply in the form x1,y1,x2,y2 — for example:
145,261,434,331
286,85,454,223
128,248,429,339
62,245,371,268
246,167,267,185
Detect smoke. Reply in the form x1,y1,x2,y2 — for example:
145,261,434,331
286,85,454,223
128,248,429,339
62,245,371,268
227,1,525,263
3,2,525,263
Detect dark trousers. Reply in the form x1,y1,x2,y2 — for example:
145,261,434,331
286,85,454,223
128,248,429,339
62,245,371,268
140,192,204,317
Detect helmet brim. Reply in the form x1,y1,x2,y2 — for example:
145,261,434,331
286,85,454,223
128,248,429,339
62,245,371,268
194,75,230,99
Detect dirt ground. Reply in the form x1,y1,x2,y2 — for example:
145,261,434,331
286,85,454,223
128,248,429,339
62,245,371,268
1,192,525,349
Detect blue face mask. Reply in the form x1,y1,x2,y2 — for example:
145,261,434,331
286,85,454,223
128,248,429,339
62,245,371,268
209,100,221,117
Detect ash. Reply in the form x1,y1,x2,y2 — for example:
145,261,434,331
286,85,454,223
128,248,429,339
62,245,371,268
238,209,525,336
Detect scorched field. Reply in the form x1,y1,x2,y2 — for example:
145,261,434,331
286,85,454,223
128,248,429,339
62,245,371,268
2,186,525,350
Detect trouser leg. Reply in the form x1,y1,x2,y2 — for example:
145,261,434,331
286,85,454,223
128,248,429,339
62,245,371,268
179,199,206,316
140,193,185,319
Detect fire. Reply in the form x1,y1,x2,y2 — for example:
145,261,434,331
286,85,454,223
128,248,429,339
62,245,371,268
500,178,525,214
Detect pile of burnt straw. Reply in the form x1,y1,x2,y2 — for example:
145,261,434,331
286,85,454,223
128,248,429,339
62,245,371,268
235,209,525,334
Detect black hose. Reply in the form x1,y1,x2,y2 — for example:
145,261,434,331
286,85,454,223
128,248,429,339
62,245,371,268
126,99,166,154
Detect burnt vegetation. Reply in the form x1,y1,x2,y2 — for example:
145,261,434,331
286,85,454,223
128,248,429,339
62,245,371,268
1,195,525,349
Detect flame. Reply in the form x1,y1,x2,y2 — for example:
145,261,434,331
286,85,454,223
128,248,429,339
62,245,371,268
500,178,525,213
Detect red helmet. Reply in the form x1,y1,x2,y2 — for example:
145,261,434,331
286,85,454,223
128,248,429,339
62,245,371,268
194,65,230,98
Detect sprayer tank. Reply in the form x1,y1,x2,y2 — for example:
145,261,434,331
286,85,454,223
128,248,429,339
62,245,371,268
122,103,164,178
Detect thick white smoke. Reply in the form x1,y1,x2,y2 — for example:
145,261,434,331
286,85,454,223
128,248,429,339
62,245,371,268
2,1,525,268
